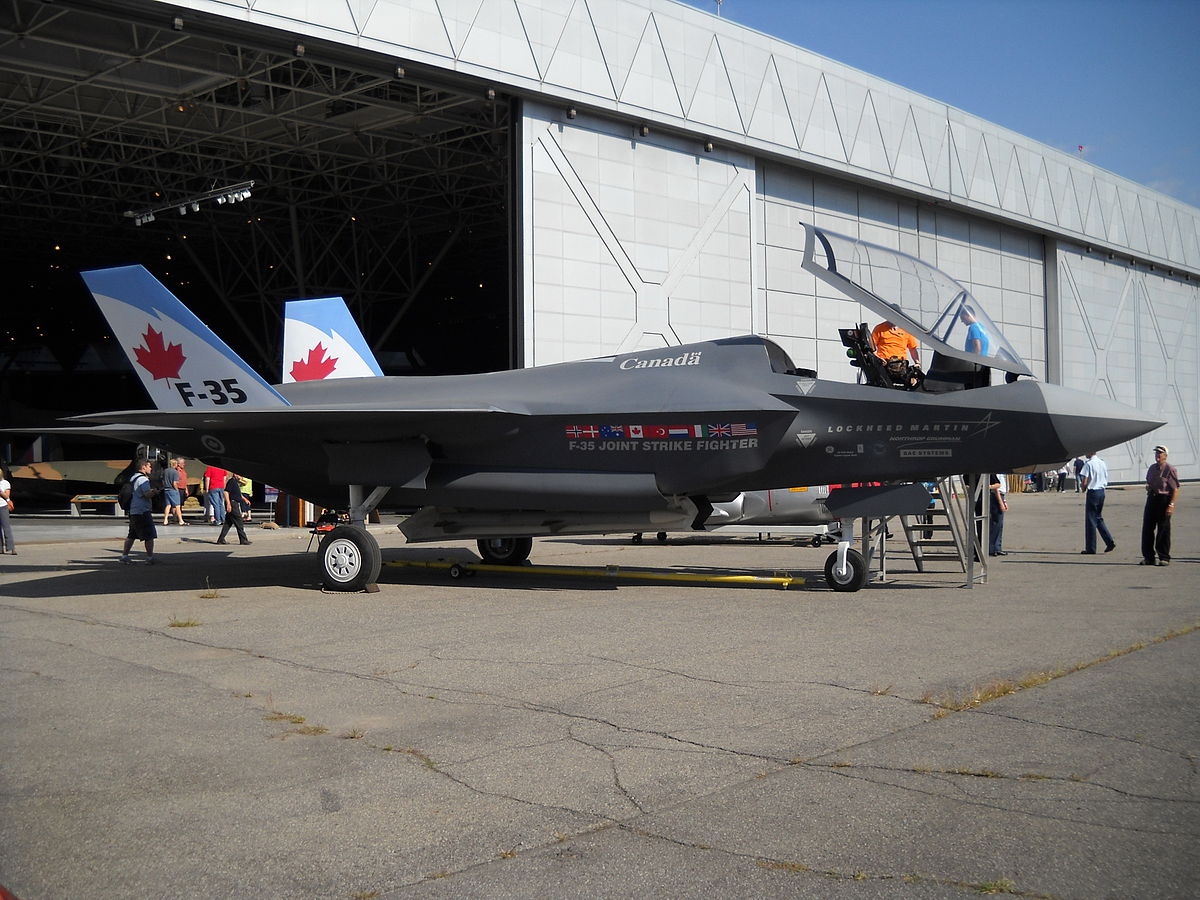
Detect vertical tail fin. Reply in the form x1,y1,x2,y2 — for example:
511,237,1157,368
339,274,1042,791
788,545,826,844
282,296,384,382
80,265,289,410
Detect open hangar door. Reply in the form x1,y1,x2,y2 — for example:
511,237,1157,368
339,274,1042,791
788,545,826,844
0,0,516,439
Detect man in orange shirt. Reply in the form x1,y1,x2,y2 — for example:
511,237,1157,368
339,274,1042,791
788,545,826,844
871,319,920,365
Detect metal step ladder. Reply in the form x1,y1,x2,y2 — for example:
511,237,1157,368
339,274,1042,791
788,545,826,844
899,476,971,572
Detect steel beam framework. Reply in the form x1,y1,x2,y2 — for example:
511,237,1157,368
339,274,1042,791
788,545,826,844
0,0,512,372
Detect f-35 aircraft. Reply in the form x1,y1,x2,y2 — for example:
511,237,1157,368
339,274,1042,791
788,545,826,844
281,297,846,547
65,226,1160,591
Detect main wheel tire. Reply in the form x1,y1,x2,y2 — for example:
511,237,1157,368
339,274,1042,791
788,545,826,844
476,537,533,566
824,548,868,592
320,524,382,591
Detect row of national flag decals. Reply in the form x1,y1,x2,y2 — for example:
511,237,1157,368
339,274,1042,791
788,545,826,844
565,424,757,439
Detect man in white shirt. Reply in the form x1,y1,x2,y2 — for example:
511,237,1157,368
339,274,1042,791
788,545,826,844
1079,452,1116,555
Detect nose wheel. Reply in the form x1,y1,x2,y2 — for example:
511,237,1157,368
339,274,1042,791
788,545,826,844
824,547,867,592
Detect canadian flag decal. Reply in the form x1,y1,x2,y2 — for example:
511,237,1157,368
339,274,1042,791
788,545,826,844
290,342,339,381
133,325,186,381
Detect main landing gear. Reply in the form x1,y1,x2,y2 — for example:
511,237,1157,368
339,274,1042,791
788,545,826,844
630,532,669,545
318,484,390,591
476,537,533,566
319,524,381,591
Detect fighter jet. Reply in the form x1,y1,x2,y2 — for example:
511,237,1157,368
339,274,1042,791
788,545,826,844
62,225,1160,592
281,296,846,548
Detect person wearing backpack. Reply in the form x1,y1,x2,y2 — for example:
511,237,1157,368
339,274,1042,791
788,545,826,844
120,458,159,564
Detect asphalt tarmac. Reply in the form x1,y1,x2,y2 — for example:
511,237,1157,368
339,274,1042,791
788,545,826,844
1,487,1196,899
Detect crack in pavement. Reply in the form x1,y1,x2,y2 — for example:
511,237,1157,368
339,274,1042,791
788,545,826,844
803,760,1200,806
567,723,648,815
6,601,1196,896
588,653,927,705
427,646,612,670
382,819,1061,899
358,732,624,829
5,604,796,788
614,823,1062,900
973,706,1197,762
808,763,1200,838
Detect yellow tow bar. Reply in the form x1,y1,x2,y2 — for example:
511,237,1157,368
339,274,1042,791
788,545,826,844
384,559,802,589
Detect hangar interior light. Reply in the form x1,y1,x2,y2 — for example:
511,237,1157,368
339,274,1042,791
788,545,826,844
127,181,256,226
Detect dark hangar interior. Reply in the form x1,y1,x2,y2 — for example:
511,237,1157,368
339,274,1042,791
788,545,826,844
1,0,515,432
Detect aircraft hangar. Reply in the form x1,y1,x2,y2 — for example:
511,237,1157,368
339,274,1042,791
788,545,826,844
2,0,1197,483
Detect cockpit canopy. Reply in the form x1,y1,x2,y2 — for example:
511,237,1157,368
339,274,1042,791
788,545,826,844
801,225,1033,378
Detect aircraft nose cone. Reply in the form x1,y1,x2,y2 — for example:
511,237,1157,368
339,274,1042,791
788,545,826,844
1035,382,1164,456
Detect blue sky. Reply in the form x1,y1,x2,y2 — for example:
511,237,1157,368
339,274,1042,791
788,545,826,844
676,0,1200,208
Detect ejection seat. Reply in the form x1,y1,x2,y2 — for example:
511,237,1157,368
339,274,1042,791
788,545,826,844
840,323,925,391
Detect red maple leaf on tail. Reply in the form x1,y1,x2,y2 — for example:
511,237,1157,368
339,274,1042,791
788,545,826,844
290,342,339,381
133,325,187,381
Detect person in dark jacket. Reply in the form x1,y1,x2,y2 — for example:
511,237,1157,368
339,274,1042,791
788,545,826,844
216,473,252,546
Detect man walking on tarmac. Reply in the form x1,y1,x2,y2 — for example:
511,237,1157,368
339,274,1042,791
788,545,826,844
1079,451,1117,555
120,458,159,564
216,472,252,547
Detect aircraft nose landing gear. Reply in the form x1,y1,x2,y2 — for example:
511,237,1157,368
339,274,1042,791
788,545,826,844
823,518,868,592
824,546,867,592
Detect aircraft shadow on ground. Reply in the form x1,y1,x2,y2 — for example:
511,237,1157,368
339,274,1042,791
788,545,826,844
0,543,988,599
552,535,827,549
381,550,861,592
379,544,830,592
0,549,319,599
999,552,1196,567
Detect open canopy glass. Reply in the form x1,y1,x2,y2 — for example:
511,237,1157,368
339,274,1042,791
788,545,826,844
801,225,1033,377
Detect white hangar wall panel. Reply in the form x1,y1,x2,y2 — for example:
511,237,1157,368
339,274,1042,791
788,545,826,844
521,105,1048,387
522,104,756,366
166,0,1200,275
1056,246,1198,482
756,163,1047,384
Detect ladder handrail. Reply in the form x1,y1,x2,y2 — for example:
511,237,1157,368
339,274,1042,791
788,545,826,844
938,475,971,564
898,474,984,584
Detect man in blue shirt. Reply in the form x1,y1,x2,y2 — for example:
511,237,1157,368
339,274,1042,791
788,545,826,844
1079,452,1116,555
121,458,159,564
959,306,991,356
